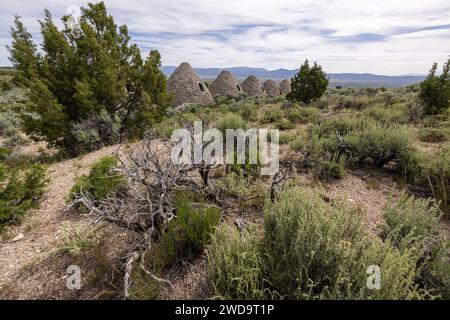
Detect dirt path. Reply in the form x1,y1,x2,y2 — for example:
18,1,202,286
0,144,122,290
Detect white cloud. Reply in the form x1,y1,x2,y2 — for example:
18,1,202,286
1,0,449,74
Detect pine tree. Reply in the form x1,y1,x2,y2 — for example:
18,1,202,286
8,2,170,153
287,59,329,104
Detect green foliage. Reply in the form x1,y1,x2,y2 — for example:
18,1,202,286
381,195,441,248
286,106,320,124
343,122,418,171
69,156,125,208
336,95,370,110
381,195,449,298
263,187,426,299
0,163,47,230
71,109,121,152
261,107,284,123
238,103,258,122
0,108,22,136
207,225,270,299
151,192,221,270
212,187,427,299
418,127,448,143
1,79,13,92
363,104,409,124
419,59,450,115
287,59,329,104
315,153,347,181
217,112,246,133
422,147,450,215
274,118,295,130
9,2,170,153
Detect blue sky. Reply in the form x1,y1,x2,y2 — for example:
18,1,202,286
1,0,450,75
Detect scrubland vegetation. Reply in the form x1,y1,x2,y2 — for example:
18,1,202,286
0,1,449,301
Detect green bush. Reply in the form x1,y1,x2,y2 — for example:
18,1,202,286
207,187,449,299
151,192,221,270
418,127,448,143
1,80,13,91
0,163,47,230
261,107,285,124
363,104,409,124
0,109,22,136
343,122,418,170
419,60,450,115
69,156,125,207
381,195,449,298
274,118,295,130
381,195,441,248
279,131,298,144
239,103,258,122
217,112,247,133
422,147,450,215
336,95,370,110
287,106,320,124
262,187,424,299
315,154,347,181
207,224,269,299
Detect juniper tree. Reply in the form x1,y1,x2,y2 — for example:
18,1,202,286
8,2,170,153
419,58,450,115
287,59,329,104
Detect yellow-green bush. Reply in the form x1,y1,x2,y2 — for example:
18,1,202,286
0,163,47,231
208,187,434,299
69,156,125,209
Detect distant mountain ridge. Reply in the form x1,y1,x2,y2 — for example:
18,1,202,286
161,66,426,88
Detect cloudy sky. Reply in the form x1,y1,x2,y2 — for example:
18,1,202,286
1,0,450,75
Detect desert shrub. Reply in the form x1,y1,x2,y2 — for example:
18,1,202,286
262,187,424,299
0,163,46,230
71,109,121,153
217,172,250,197
0,147,13,160
217,113,246,133
422,147,450,215
315,153,347,181
261,107,285,124
151,192,221,270
128,268,161,300
274,118,295,130
279,131,298,144
336,95,370,110
69,156,125,208
1,80,13,92
153,117,181,138
418,127,448,143
239,103,258,122
287,106,320,124
310,115,374,138
381,195,441,248
363,104,409,124
343,122,418,171
381,195,449,298
0,108,22,136
207,224,270,299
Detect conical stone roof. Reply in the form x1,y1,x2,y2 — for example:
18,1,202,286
241,75,266,97
263,79,280,95
209,71,242,98
279,79,291,94
167,62,214,107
